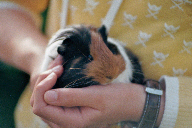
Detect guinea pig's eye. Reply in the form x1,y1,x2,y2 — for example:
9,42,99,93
63,38,73,47
88,55,93,61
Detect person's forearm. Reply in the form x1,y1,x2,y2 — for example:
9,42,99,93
0,9,48,74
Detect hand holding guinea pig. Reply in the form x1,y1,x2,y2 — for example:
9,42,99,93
30,55,147,128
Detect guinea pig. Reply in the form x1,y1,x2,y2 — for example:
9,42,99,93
41,25,144,88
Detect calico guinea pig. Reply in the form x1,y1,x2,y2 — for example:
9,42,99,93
41,25,144,88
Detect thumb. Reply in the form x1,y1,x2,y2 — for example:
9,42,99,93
44,86,103,108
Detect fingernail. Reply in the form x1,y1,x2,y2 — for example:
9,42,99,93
47,72,55,79
52,65,62,72
44,90,58,102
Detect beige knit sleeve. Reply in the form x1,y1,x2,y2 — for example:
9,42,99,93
175,76,192,128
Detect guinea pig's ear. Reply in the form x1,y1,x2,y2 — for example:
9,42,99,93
97,25,108,43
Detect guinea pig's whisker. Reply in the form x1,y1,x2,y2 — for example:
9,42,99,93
77,49,92,62
69,68,82,70
62,72,83,79
65,76,87,87
62,59,69,66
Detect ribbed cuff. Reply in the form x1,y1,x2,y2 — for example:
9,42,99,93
159,75,179,128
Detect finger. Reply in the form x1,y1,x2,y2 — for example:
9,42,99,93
30,70,52,107
32,74,103,127
44,85,104,108
31,72,72,126
30,65,63,107
48,55,63,69
32,72,58,114
35,65,63,88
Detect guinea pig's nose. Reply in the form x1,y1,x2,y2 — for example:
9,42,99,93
57,45,65,55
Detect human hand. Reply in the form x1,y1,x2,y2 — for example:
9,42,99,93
30,66,147,128
29,54,63,90
30,54,65,127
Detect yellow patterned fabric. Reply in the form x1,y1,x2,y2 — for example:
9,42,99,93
15,86,48,128
11,0,192,127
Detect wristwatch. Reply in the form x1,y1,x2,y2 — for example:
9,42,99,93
137,79,163,128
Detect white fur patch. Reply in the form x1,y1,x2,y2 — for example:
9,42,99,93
41,40,63,72
108,38,133,83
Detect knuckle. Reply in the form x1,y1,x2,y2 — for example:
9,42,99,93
32,106,45,117
38,73,47,80
32,106,41,115
39,70,52,79
35,83,44,90
30,98,34,107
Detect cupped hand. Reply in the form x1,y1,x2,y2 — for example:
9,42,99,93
30,65,146,128
30,55,65,127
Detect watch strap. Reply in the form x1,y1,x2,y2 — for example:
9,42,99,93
137,79,163,128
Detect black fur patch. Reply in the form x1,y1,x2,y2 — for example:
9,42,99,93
54,25,98,88
125,48,144,84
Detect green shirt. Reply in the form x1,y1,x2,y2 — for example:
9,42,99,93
0,61,29,128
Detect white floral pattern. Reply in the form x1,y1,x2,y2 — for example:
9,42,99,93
171,0,184,11
162,23,180,39
179,40,192,54
173,67,187,76
83,0,99,15
151,51,169,67
122,12,137,29
146,3,162,20
135,31,152,47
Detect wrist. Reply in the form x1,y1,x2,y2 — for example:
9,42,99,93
123,84,147,122
121,81,165,127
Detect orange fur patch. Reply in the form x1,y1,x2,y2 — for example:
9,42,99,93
84,31,126,84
